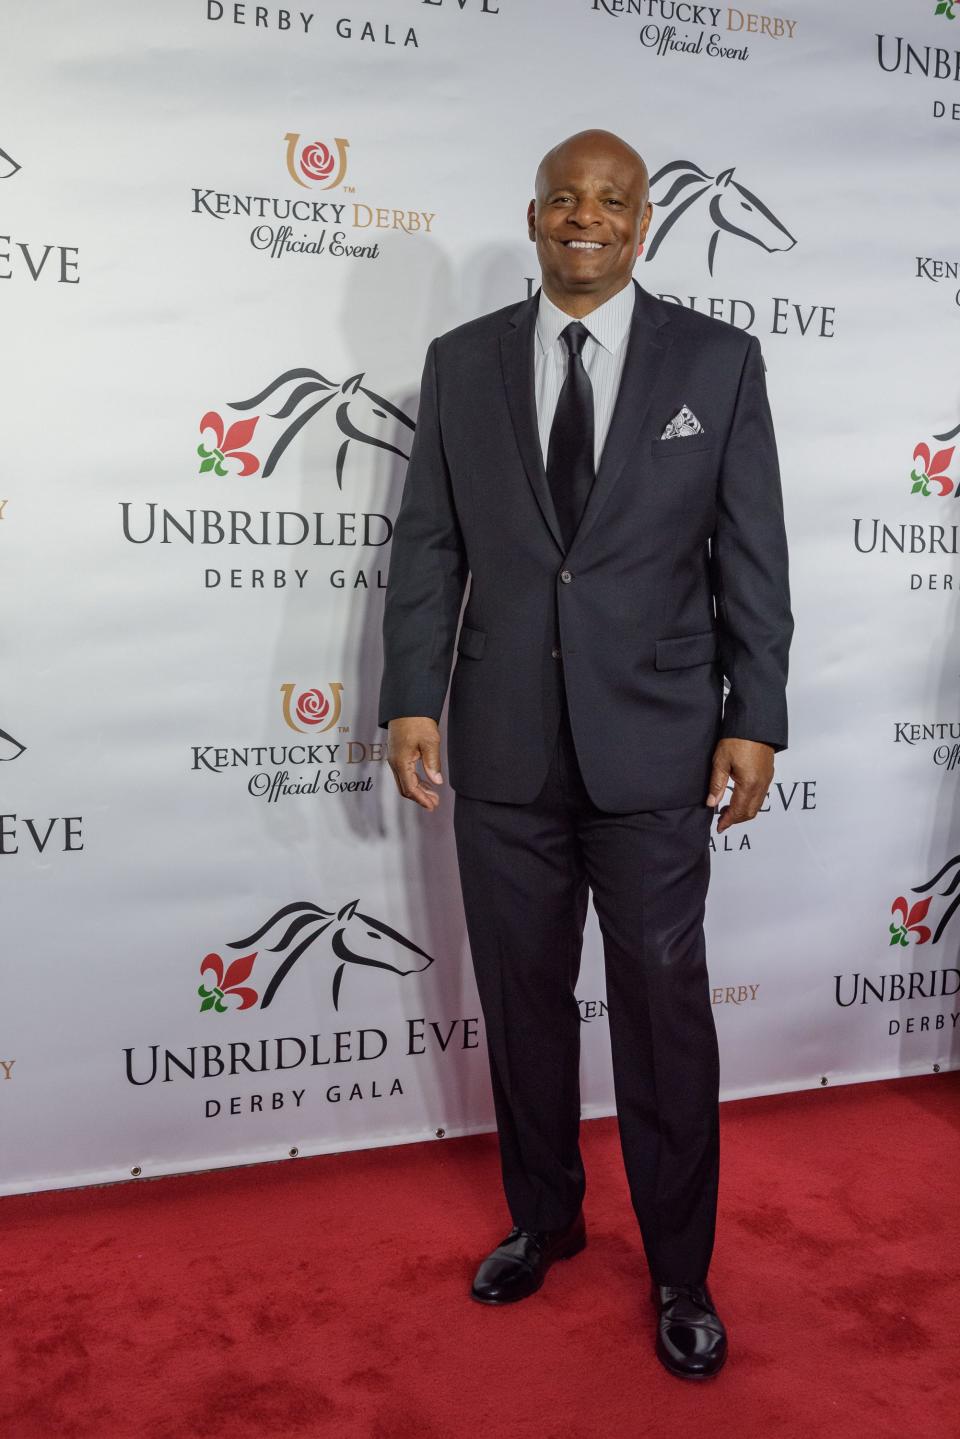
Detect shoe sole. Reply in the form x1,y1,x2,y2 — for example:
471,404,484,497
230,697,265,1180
470,1232,587,1305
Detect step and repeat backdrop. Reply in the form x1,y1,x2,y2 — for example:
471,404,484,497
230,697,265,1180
1,0,958,1196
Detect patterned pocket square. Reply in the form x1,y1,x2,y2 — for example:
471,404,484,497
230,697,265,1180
660,404,704,440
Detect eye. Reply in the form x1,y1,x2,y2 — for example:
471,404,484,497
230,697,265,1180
740,201,753,211
366,930,381,940
372,408,387,418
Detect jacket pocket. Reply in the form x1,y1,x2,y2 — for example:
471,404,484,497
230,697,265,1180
654,630,717,670
650,436,714,459
456,624,486,660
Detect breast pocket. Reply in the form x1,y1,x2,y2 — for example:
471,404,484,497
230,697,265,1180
650,436,715,460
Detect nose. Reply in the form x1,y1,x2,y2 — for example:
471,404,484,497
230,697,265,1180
567,197,603,228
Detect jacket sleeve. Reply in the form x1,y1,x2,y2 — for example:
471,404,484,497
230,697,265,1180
713,334,794,752
378,337,468,730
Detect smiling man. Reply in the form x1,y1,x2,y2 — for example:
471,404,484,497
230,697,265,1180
379,130,793,1380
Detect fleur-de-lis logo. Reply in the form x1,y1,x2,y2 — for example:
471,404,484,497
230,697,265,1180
280,682,344,733
889,896,933,947
198,412,260,477
283,133,350,190
198,953,258,1012
910,421,960,497
910,442,955,497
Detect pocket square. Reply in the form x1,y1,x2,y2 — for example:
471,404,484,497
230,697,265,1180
660,404,704,440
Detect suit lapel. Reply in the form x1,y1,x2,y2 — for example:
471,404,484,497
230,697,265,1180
499,291,565,553
571,280,674,551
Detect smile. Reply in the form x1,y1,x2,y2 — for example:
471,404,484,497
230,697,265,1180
563,240,605,250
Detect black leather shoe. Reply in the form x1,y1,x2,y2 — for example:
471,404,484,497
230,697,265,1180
470,1212,586,1304
652,1282,727,1379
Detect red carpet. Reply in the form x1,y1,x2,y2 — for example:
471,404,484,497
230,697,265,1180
1,1074,957,1439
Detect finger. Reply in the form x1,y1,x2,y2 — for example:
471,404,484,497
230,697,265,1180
420,737,443,786
404,773,440,811
706,761,730,808
717,782,765,832
393,753,439,811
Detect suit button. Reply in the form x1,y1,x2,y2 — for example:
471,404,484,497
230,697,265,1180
551,647,561,659
559,569,572,584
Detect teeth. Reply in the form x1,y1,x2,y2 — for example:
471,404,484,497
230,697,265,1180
566,241,603,250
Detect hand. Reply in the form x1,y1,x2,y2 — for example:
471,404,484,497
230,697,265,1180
706,738,774,834
387,717,444,812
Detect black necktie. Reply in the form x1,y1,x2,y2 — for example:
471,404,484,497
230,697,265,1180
546,321,596,551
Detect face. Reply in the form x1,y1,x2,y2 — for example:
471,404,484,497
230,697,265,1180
528,139,652,311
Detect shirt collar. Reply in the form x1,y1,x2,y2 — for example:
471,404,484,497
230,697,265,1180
536,279,635,357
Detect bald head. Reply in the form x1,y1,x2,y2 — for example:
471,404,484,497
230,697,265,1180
535,129,649,205
527,129,653,318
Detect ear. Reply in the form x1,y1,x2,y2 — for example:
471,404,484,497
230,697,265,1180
341,373,365,395
715,167,736,188
527,198,536,241
337,898,360,920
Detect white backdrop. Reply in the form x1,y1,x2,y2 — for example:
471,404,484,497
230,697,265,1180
2,0,958,1196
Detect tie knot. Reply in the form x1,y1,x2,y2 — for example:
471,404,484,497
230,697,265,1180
560,321,590,359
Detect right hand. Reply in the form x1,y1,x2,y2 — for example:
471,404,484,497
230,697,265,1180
387,717,444,811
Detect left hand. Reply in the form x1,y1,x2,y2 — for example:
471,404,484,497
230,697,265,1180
706,738,775,834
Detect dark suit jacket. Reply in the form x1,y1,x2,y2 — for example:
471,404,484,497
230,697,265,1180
378,279,793,813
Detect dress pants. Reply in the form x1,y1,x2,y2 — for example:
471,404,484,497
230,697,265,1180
453,693,720,1286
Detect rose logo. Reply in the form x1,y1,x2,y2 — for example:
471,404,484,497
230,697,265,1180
300,142,334,184
280,681,344,734
283,132,350,190
296,688,330,726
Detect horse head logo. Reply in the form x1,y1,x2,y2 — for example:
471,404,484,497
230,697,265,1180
892,854,960,947
0,727,25,762
225,368,415,486
214,898,434,1012
645,160,796,277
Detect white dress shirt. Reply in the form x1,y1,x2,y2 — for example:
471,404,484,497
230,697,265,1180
534,280,635,471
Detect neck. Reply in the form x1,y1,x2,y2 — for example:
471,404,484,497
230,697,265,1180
540,275,633,319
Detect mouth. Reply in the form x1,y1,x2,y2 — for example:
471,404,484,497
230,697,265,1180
561,239,606,251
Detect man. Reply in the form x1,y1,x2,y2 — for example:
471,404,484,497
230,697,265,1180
378,129,792,1380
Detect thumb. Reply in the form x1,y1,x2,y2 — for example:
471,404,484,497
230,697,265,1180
421,736,443,785
706,757,729,808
